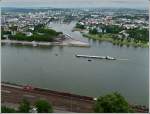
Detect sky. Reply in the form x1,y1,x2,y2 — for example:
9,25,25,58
0,0,149,9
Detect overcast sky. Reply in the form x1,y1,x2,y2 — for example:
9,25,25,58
1,0,149,9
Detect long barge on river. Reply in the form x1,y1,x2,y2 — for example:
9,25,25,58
75,54,116,60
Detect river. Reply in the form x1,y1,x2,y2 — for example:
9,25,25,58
1,22,149,106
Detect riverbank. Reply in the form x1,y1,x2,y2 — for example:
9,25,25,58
1,82,149,113
83,33,149,48
2,82,94,113
1,39,90,48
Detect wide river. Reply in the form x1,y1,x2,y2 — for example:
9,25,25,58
2,22,149,106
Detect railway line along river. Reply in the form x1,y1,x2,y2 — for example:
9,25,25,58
1,22,149,107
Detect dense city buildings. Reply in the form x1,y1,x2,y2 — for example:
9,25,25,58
1,8,149,47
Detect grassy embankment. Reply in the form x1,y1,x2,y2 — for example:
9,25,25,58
83,33,149,48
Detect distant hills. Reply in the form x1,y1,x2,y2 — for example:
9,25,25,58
1,7,148,13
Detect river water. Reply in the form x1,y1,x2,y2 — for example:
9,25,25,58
1,22,149,106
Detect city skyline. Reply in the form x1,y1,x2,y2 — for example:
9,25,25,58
0,0,149,9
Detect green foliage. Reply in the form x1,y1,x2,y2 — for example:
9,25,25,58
2,23,62,42
89,28,98,34
34,24,45,31
2,31,11,35
28,33,54,42
126,28,149,43
1,106,16,113
35,99,53,113
64,15,74,22
98,33,102,38
111,34,118,40
1,30,11,39
75,23,85,29
18,99,31,113
94,92,133,113
105,25,123,34
9,26,18,31
37,28,60,36
11,32,26,41
113,15,136,20
9,29,61,42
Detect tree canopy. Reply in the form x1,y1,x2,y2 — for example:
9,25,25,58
126,28,149,43
89,28,98,34
105,25,123,34
75,23,85,29
35,99,53,113
18,99,31,113
2,24,62,42
9,28,61,42
94,92,133,113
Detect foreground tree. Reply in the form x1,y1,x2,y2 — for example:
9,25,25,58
1,106,16,113
18,99,31,113
35,99,53,113
94,92,133,113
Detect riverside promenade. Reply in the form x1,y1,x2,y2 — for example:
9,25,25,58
1,82,149,113
1,82,94,113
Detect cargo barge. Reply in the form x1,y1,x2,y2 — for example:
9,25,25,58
75,54,116,60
